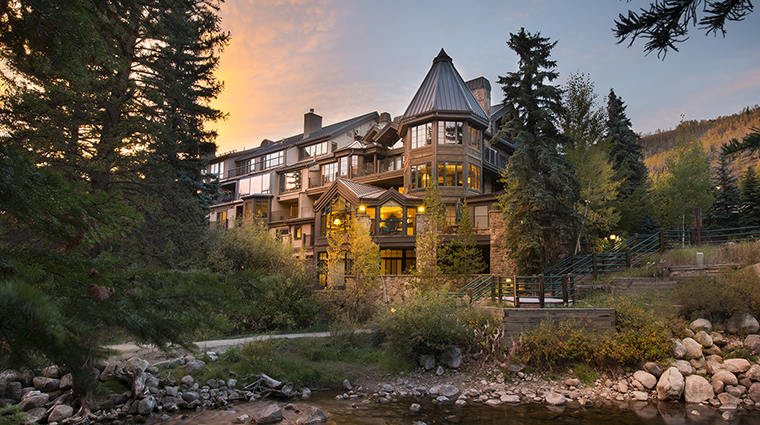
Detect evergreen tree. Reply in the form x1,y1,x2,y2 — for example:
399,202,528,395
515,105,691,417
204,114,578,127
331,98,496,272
495,28,579,274
739,166,760,227
606,89,650,234
412,185,446,290
708,154,740,228
440,201,486,288
561,72,621,252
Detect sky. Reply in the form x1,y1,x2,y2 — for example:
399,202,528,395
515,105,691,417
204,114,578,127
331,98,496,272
210,0,760,155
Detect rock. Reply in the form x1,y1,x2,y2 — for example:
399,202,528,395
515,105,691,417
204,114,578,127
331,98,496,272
253,403,283,424
301,387,311,400
693,331,713,347
419,354,436,370
184,359,206,373
228,378,237,389
160,396,182,409
713,379,725,394
181,391,199,403
681,338,704,359
657,367,685,401
32,377,60,392
632,391,649,401
704,345,722,355
138,395,157,415
749,382,760,402
439,347,462,369
717,392,740,410
41,365,61,379
713,370,739,387
690,318,712,333
180,375,194,387
155,358,185,369
59,373,73,391
634,370,657,390
747,365,760,382
24,407,47,424
455,399,466,407
722,411,735,421
545,392,566,406
410,403,421,412
723,358,751,373
100,361,124,382
295,406,327,424
508,364,524,374
564,378,580,387
745,334,760,352
643,362,663,378
124,357,150,375
19,393,48,411
436,366,444,376
501,394,520,403
671,340,687,359
485,399,501,407
48,405,74,423
617,380,628,393
235,414,251,424
439,385,459,398
689,356,706,372
684,375,714,404
670,360,693,376
342,379,352,391
726,312,760,334
4,381,22,402
711,332,726,346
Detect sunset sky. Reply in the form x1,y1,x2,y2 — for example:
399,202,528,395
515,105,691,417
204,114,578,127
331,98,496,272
210,0,760,155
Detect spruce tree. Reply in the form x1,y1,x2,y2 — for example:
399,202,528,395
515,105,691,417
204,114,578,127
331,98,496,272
708,154,740,228
739,166,760,227
495,28,579,274
606,89,650,233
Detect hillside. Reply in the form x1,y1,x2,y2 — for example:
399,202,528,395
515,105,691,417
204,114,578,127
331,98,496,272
641,105,760,176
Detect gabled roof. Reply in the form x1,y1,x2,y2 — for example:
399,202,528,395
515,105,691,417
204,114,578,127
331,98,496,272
313,178,420,212
402,49,489,125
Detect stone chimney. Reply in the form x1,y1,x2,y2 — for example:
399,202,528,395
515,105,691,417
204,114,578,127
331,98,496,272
465,77,491,119
380,112,391,125
304,109,322,138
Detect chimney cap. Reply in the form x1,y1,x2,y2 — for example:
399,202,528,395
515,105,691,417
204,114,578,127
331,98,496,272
309,108,314,113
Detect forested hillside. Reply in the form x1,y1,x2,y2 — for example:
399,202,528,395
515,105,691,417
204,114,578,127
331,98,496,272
642,105,760,175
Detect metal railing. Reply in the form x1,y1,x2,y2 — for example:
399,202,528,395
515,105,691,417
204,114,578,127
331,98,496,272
356,155,404,177
270,207,315,221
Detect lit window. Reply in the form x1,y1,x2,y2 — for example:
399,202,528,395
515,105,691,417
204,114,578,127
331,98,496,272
468,164,481,191
468,127,481,150
410,162,432,189
438,162,463,187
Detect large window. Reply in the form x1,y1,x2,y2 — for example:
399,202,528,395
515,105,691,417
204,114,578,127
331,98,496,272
468,127,482,150
238,173,271,196
468,164,481,191
381,249,416,275
263,151,284,169
406,207,417,236
474,205,489,228
410,162,432,189
320,196,352,236
279,171,301,193
366,207,376,235
244,199,268,219
322,162,338,184
445,204,457,227
209,162,225,179
410,123,432,149
438,121,463,144
350,155,359,176
338,156,348,177
299,141,332,160
438,162,463,187
379,201,403,235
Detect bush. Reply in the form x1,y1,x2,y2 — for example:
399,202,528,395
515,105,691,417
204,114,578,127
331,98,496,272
377,290,471,360
518,318,596,370
675,268,760,319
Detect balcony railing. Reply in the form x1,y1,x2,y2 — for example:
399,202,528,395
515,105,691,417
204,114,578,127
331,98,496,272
211,192,235,205
356,155,404,177
270,207,315,221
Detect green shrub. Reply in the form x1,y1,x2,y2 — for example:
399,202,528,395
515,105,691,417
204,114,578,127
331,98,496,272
377,289,470,360
675,268,760,319
573,363,598,385
0,405,26,425
241,337,284,366
518,318,596,370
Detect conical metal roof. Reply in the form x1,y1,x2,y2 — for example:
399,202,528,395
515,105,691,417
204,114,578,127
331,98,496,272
402,49,489,124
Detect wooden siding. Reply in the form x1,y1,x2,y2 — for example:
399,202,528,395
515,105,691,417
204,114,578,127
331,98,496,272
501,308,616,342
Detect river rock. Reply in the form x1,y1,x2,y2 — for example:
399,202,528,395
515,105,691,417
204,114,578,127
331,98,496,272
670,360,692,376
690,318,712,333
4,381,22,402
436,366,444,376
184,359,206,373
723,358,751,373
657,367,684,401
48,404,74,423
632,391,649,401
684,375,714,404
439,385,460,398
643,362,663,378
253,403,283,424
726,313,760,334
439,347,462,369
19,393,49,411
100,361,124,382
410,403,421,412
671,340,687,359
749,382,760,402
41,365,61,379
693,331,713,347
138,395,157,415
564,378,580,387
124,357,150,375
295,406,327,424
634,370,657,390
301,387,311,400
746,365,760,382
419,355,436,370
59,373,73,391
711,332,726,346
24,407,47,424
182,391,199,403
681,338,704,359
745,334,760,352
545,392,566,406
712,370,738,387
718,392,740,410
32,377,60,393
501,394,520,403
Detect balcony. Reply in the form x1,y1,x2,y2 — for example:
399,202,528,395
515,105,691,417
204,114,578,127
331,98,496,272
211,192,235,205
356,155,403,177
270,207,315,222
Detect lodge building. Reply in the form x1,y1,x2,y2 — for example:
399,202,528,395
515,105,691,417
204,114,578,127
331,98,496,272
207,50,515,282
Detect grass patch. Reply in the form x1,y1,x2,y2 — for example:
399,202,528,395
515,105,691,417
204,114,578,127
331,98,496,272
573,363,598,385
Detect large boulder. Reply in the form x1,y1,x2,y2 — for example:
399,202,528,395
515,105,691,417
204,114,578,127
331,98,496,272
681,338,704,359
41,366,61,379
670,340,687,359
19,393,49,411
749,382,760,402
295,406,328,424
712,370,739,387
693,331,713,347
669,360,692,376
419,354,436,370
723,358,751,374
100,361,124,382
137,395,157,416
439,347,463,369
184,359,206,373
633,370,657,390
746,364,760,382
439,385,460,398
48,405,74,423
684,375,714,404
253,403,283,424
745,334,760,352
726,313,760,334
32,377,60,393
690,318,712,333
545,392,566,406
657,367,685,401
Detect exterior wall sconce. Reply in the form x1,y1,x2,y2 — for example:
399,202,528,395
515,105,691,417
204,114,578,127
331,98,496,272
417,205,425,213
358,205,366,212
334,218,341,226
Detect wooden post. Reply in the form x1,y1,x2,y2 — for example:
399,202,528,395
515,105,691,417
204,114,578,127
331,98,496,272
592,252,598,280
513,275,519,308
467,288,473,306
562,274,568,306
625,248,632,270
538,274,545,309
659,228,665,254
497,276,503,302
490,276,496,303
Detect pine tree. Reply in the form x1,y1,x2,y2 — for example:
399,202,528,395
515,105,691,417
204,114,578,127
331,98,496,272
440,200,486,288
606,89,650,233
708,154,740,228
739,166,760,227
412,185,446,290
495,28,579,274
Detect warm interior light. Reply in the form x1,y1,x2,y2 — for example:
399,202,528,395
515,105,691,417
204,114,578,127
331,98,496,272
358,205,366,212
334,218,341,225
609,234,617,240
417,205,425,213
